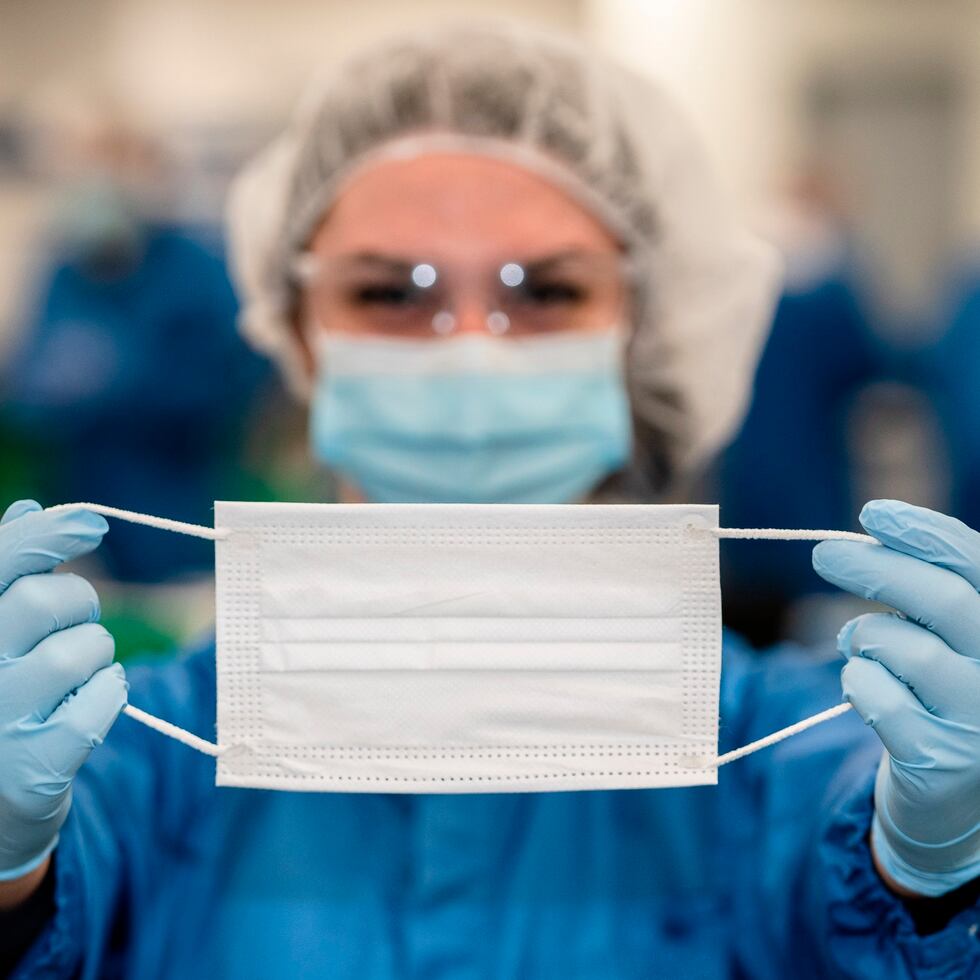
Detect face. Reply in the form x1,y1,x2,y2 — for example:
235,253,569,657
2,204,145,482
293,152,627,373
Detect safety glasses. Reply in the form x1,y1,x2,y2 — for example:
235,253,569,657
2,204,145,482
293,250,633,339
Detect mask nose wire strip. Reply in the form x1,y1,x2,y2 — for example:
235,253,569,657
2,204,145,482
39,503,870,768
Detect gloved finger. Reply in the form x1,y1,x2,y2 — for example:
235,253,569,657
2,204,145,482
812,540,980,661
841,656,937,764
3,623,116,722
837,612,980,718
0,507,108,596
39,663,127,776
0,573,100,661
860,499,980,592
1,500,42,525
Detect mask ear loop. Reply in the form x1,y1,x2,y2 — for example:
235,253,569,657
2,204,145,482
42,503,866,771
121,704,225,758
708,526,876,544
43,503,230,756
685,523,876,769
44,502,230,541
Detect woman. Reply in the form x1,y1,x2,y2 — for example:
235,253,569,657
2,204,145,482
1,22,978,978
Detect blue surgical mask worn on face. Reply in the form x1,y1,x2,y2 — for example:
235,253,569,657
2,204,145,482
309,331,632,504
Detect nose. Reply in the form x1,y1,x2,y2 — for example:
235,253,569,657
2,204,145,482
453,299,490,336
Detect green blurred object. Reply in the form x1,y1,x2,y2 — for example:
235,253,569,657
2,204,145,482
97,578,215,663
98,603,182,664
0,423,46,509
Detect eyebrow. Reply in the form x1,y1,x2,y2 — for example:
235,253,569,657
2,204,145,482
522,250,607,274
338,252,418,273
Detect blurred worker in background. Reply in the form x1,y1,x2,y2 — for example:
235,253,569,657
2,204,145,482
2,119,269,582
717,176,879,647
933,265,980,534
0,21,978,979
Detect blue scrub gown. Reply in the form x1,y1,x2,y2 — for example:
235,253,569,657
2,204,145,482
11,633,980,978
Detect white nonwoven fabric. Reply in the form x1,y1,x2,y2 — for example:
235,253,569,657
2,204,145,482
214,501,721,793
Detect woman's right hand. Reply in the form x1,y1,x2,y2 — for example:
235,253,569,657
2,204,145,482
0,501,127,888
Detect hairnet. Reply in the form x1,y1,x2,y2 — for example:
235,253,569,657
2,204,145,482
226,20,782,487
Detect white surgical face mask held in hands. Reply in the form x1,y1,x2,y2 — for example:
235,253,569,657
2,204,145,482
38,500,867,794
214,501,721,793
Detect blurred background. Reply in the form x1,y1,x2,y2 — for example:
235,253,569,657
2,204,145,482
1,0,978,658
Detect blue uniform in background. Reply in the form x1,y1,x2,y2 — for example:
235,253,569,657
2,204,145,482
5,226,268,582
718,276,877,645
12,633,980,978
934,274,980,534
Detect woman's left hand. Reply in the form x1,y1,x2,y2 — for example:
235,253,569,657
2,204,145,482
812,499,980,897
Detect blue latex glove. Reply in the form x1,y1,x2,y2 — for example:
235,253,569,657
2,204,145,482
0,500,127,881
812,499,980,897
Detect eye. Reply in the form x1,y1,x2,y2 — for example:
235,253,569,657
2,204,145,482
519,277,588,305
349,281,418,306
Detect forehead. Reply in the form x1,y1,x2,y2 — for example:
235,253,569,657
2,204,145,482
309,152,619,260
